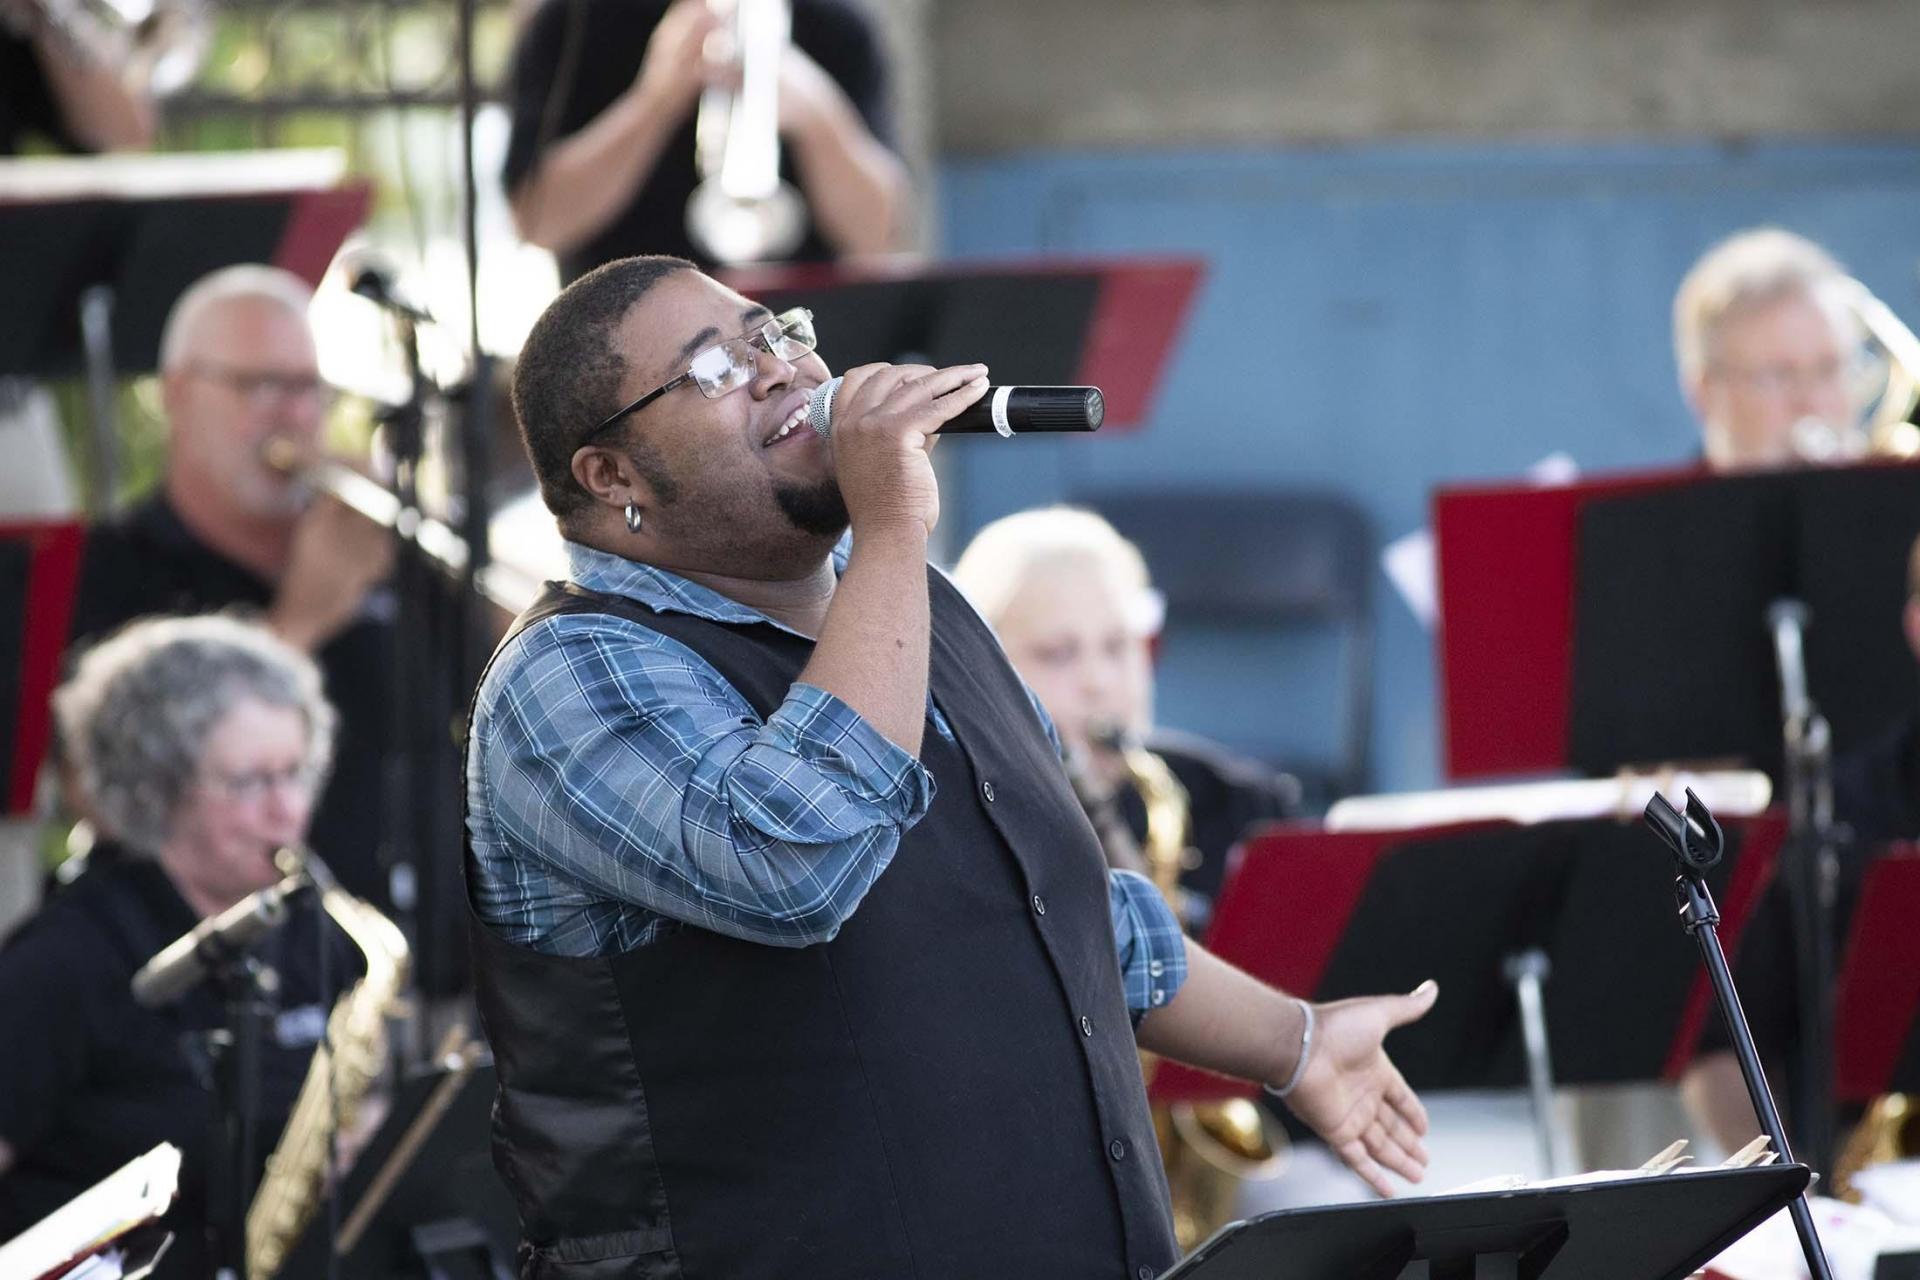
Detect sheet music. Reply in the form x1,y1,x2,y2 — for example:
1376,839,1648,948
0,149,347,201
1324,769,1772,833
0,1144,180,1279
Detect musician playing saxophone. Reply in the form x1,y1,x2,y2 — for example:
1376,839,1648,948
951,506,1301,918
0,615,365,1278
503,0,910,279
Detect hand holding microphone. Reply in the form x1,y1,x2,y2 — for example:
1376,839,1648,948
806,378,1104,439
823,362,990,538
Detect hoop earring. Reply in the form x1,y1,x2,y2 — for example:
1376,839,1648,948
624,502,644,535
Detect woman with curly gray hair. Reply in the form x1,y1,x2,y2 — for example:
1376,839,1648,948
0,614,357,1278
56,612,337,910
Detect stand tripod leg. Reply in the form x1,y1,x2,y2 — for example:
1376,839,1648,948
1504,949,1563,1177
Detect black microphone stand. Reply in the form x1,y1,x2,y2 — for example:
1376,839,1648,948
1643,788,1834,1280
201,953,280,1280
376,308,429,1007
1769,598,1840,1178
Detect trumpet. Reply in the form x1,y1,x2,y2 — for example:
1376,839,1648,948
684,0,808,265
262,438,539,613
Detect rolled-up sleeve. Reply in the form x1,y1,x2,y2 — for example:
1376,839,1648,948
1108,868,1189,1017
481,614,934,947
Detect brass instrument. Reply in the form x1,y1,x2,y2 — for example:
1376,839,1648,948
246,849,411,1279
1791,277,1920,463
1845,277,1920,459
1087,725,1288,1252
261,438,540,613
685,0,808,265
1833,1093,1920,1203
1,0,209,95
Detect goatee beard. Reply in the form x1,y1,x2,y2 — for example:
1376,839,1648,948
775,477,850,538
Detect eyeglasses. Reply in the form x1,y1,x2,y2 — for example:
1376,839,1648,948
1710,355,1856,398
198,761,324,804
189,362,335,409
584,307,817,442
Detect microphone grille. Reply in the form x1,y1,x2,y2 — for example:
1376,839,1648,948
806,377,840,438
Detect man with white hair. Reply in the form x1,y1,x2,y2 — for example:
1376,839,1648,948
1673,227,1863,471
68,264,398,908
950,506,1298,916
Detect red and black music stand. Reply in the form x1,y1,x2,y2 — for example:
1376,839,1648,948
1151,811,1786,1181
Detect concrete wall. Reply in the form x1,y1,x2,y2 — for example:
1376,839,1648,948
921,0,1920,152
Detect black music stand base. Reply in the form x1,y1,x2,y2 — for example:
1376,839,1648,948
1160,1163,1808,1280
1644,790,1836,1280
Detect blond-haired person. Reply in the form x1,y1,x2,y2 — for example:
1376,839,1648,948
951,506,1298,918
1674,227,1864,471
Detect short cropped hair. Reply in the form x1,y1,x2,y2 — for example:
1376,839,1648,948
157,264,315,372
950,506,1164,636
1673,228,1851,390
511,255,694,522
55,614,337,855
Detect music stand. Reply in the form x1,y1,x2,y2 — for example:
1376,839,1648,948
718,255,1205,431
1153,814,1785,1103
0,151,371,506
1834,849,1920,1102
0,519,84,815
1433,462,1920,782
276,1052,518,1280
1158,1164,1809,1280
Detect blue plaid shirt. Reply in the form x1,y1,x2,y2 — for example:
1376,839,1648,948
466,540,1188,1015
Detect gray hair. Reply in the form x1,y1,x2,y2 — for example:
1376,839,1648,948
55,614,337,855
157,264,315,373
1673,227,1852,390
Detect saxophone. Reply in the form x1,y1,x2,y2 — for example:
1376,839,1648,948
1083,726,1288,1251
246,850,411,1279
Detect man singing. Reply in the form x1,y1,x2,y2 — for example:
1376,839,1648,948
466,254,1438,1278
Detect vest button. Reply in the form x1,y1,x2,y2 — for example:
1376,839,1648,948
981,780,996,802
1031,894,1046,916
1109,1138,1128,1161
1138,1267,1154,1280
1079,1014,1094,1037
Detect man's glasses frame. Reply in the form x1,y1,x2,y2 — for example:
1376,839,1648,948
583,307,817,444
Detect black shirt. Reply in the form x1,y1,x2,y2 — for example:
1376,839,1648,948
1123,728,1300,914
0,34,80,156
0,843,360,1277
1704,708,1920,1061
68,494,400,912
502,0,894,282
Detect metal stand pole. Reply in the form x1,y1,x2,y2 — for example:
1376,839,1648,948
78,284,119,512
205,957,277,1280
1503,949,1563,1177
1646,790,1834,1280
1769,599,1839,1177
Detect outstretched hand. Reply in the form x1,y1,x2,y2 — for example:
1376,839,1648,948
1280,980,1438,1198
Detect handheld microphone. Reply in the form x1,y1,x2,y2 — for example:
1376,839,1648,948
806,380,1103,439
131,868,310,1008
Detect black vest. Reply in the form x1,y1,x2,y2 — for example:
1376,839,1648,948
465,570,1179,1280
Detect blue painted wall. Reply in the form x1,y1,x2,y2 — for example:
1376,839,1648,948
933,140,1920,796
